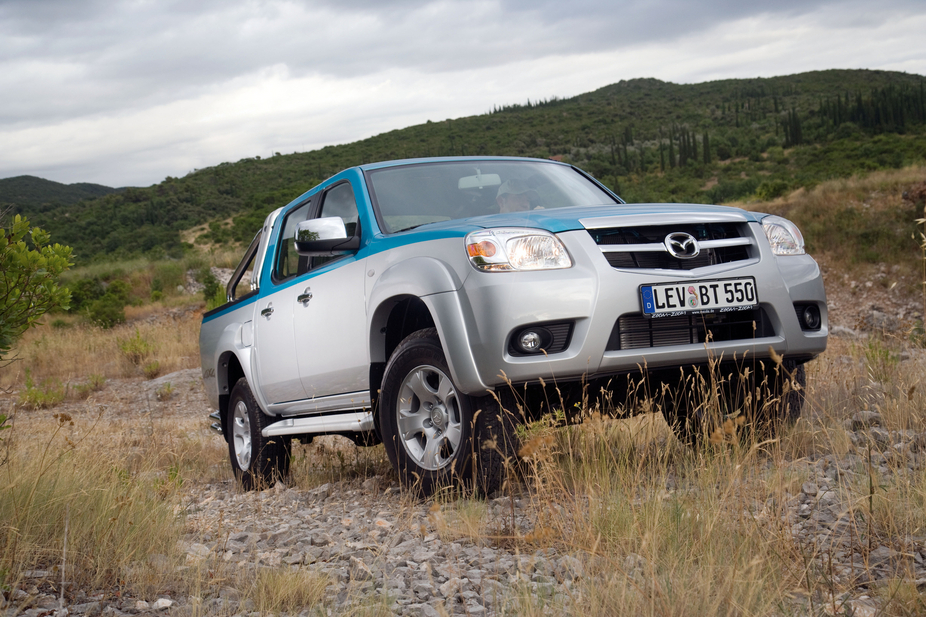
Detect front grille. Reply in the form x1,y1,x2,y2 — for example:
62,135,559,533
606,308,773,351
589,222,752,270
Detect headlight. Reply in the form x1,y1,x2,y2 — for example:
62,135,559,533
762,215,805,256
465,228,572,272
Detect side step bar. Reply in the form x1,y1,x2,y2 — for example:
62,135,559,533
262,411,374,438
209,411,223,434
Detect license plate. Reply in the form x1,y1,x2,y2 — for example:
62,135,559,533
640,277,757,318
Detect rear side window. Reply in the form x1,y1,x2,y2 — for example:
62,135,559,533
273,201,311,282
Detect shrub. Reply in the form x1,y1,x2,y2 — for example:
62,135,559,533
118,329,155,367
86,294,126,328
68,277,105,312
0,214,72,361
143,361,161,380
755,179,790,201
200,268,220,304
18,370,66,410
73,373,106,399
155,382,174,400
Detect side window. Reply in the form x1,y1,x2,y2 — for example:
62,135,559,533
313,182,360,269
228,231,261,302
319,183,359,236
273,201,312,282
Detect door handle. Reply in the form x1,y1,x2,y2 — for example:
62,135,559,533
260,303,274,317
297,288,313,305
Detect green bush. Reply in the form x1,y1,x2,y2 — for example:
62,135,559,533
755,180,790,201
143,361,161,380
200,269,220,304
69,277,105,312
118,329,155,367
86,294,126,328
0,215,72,360
18,370,66,410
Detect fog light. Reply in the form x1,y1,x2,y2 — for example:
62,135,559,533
518,330,543,353
801,305,821,330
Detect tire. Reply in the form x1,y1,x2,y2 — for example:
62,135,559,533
379,328,516,496
227,377,291,490
662,360,806,445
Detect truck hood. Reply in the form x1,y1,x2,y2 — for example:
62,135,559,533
458,203,763,234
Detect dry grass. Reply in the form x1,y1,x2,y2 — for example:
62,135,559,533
0,307,202,390
0,410,187,598
738,164,926,282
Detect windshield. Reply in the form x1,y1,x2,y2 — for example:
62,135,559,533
366,160,619,233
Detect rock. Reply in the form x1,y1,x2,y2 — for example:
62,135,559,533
439,577,462,597
869,546,897,563
135,601,150,611
557,555,584,580
869,428,892,448
801,482,818,497
848,410,883,431
185,543,211,561
349,556,374,581
831,325,859,338
69,602,101,615
862,310,896,332
153,598,173,610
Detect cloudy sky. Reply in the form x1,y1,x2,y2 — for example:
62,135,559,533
1,0,924,188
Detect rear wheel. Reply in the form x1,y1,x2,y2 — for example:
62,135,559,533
379,328,516,496
227,377,290,490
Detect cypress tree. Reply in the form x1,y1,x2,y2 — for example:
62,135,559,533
703,132,711,164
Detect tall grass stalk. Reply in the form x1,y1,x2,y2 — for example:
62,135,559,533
0,412,184,596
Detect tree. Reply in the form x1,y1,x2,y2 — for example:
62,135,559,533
0,213,73,362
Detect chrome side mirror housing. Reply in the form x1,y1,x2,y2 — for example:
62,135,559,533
294,217,360,256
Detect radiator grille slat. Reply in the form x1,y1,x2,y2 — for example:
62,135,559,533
590,222,752,271
607,309,771,351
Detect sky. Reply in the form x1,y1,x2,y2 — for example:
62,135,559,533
1,0,925,188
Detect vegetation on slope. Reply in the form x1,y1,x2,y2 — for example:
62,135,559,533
3,69,925,264
0,175,118,211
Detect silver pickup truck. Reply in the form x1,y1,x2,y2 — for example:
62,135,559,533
200,156,827,494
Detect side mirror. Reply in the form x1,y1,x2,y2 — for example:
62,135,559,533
294,217,360,256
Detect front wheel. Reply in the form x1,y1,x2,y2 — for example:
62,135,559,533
379,328,515,496
227,377,290,490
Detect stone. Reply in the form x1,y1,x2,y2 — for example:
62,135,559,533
69,602,101,615
153,598,173,610
439,577,462,597
850,411,884,430
557,555,584,580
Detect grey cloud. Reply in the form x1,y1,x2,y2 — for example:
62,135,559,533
0,0,924,185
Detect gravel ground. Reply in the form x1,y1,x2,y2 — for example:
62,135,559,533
4,279,926,615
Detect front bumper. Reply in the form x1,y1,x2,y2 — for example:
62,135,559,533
434,225,827,394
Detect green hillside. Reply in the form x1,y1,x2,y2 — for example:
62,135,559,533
12,68,926,263
0,175,118,213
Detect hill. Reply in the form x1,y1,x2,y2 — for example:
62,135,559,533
12,68,926,263
0,175,119,214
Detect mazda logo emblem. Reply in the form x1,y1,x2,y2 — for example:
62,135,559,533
665,232,700,259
